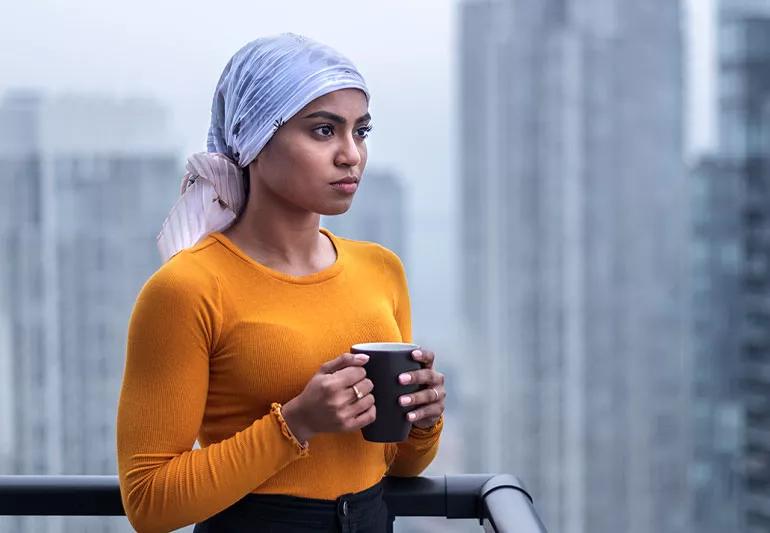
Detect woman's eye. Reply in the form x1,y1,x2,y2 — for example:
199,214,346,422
356,125,373,139
313,124,372,139
314,125,334,137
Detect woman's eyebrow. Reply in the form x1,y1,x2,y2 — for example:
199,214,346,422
302,111,371,124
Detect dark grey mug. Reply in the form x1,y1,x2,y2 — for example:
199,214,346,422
351,342,423,442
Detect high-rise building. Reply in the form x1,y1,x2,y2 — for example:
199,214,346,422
321,168,408,263
0,91,48,482
719,2,770,530
458,2,689,533
690,156,744,533
0,90,179,532
691,2,770,532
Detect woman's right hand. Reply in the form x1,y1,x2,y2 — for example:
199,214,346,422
281,352,376,443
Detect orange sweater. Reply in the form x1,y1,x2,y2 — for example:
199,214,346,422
116,228,443,533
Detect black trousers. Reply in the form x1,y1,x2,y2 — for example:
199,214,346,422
192,480,394,532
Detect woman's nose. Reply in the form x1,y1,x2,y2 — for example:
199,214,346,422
335,134,362,167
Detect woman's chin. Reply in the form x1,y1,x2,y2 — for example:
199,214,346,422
318,202,354,216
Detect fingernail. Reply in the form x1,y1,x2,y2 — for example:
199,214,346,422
399,373,411,384
400,396,412,405
413,350,423,359
408,412,416,420
355,354,369,362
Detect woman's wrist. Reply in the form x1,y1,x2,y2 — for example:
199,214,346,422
281,398,315,444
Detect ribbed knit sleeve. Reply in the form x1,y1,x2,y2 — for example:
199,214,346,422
116,256,309,533
378,247,444,478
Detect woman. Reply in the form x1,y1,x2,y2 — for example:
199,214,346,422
116,33,446,533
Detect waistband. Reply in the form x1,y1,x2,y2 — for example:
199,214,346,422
199,480,387,528
247,479,384,507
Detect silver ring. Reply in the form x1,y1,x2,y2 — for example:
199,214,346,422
431,387,440,402
352,384,363,400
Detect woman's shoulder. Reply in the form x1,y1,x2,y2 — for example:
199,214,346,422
330,231,406,275
139,238,222,303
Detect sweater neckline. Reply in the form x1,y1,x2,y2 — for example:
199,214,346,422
210,227,344,285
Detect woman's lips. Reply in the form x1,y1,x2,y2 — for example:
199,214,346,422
330,182,358,194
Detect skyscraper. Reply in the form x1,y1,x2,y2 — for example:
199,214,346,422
690,156,745,533
691,2,770,531
0,90,179,532
720,2,770,530
459,2,689,532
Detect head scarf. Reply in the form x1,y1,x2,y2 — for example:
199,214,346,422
156,33,370,262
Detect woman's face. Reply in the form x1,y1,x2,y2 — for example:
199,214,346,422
248,88,370,216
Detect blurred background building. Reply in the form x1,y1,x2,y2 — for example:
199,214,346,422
0,91,178,532
690,154,744,533
691,1,770,532
459,1,689,533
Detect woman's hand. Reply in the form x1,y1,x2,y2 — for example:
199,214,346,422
398,348,446,429
282,353,375,442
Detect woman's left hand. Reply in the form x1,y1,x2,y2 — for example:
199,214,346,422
398,348,445,429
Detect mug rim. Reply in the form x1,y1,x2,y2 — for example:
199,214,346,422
351,342,420,352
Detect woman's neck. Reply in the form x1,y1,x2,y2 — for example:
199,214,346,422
221,206,335,274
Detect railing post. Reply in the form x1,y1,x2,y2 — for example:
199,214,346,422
479,474,548,533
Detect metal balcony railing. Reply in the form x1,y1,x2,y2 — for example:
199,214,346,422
0,474,548,532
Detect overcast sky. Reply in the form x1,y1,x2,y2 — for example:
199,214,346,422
0,0,714,344
686,0,717,157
